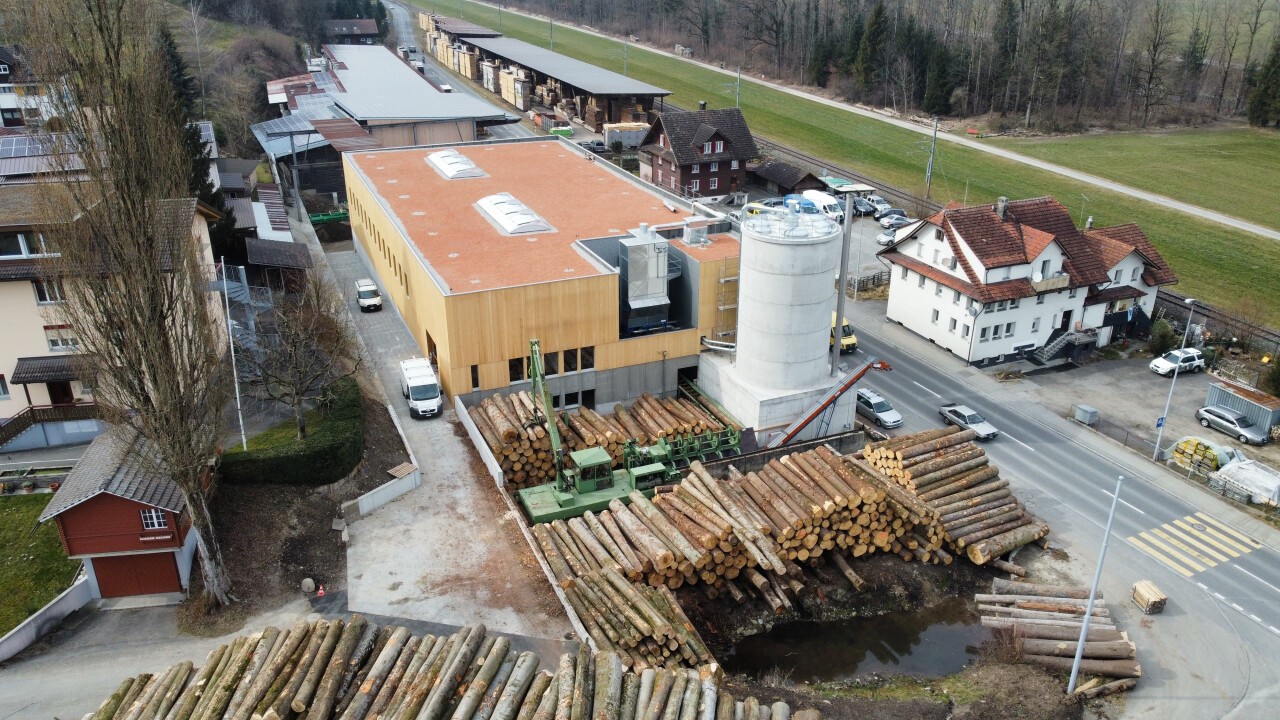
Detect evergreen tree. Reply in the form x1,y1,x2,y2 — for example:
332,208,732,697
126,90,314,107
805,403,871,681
923,46,952,115
991,0,1020,113
1247,38,1280,127
853,1,886,90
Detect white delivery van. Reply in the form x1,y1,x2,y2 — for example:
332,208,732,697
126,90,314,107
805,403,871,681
802,190,845,223
400,358,443,418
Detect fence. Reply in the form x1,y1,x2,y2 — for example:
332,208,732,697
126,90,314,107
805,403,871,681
0,575,93,663
846,270,890,293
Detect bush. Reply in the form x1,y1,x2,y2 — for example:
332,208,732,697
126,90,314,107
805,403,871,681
1264,361,1280,398
218,378,364,486
1148,319,1177,356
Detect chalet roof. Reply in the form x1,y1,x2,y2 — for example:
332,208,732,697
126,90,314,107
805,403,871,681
1086,285,1147,304
1085,223,1177,286
10,355,86,383
645,109,758,166
749,159,816,189
246,238,314,269
38,424,186,522
881,250,1035,304
326,19,378,36
1004,197,1110,286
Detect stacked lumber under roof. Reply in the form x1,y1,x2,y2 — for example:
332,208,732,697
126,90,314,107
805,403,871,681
978,578,1141,698
83,617,809,720
468,392,740,489
862,427,1050,564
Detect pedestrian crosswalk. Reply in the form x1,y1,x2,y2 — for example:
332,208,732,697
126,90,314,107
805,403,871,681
1127,512,1264,578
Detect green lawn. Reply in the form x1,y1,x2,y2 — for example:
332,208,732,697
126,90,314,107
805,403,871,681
992,128,1280,233
416,1,1280,324
0,494,80,636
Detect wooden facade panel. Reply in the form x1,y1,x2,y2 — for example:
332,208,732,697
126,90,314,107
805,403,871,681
57,493,184,557
93,552,181,598
368,121,475,148
596,329,701,370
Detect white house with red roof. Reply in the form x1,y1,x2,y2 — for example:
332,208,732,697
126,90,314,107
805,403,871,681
878,196,1178,366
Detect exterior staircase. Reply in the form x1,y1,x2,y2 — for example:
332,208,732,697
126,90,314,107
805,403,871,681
1035,329,1096,363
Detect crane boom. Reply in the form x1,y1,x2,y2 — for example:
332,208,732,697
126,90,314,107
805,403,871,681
528,339,568,491
766,357,891,448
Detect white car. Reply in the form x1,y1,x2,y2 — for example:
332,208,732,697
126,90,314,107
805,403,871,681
939,403,1000,440
856,388,903,428
355,278,382,312
1149,348,1205,377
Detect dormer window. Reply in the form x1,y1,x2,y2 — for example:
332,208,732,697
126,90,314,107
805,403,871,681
0,64,8,74
659,135,665,148
715,140,724,153
702,142,712,154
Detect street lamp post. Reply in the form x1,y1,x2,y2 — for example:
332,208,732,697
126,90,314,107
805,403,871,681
1068,475,1124,694
1152,297,1198,461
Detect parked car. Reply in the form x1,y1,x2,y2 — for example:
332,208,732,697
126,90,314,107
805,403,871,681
1196,405,1270,445
849,196,877,216
1149,348,1205,377
939,402,1000,439
880,214,916,230
866,195,892,212
874,206,907,221
876,229,899,246
856,388,903,428
801,189,845,222
577,140,609,153
355,278,382,312
758,197,786,208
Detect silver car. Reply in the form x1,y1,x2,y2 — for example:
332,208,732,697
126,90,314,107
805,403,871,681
1196,405,1269,445
856,388,903,428
939,402,1000,440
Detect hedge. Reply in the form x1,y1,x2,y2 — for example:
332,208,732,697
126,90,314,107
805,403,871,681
219,378,364,486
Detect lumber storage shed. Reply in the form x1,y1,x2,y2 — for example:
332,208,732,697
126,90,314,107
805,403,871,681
1206,379,1280,434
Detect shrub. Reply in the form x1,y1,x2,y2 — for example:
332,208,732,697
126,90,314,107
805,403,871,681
1264,361,1280,398
1148,319,1177,356
218,378,364,487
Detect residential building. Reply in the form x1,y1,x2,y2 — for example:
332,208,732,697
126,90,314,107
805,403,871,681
639,108,759,199
38,424,198,599
0,46,55,129
879,196,1177,366
326,18,380,45
344,137,741,408
748,159,825,196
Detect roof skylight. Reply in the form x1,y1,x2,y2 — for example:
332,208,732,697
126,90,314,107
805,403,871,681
475,193,553,235
426,149,486,179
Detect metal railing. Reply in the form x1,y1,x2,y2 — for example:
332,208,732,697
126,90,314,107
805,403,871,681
0,403,100,447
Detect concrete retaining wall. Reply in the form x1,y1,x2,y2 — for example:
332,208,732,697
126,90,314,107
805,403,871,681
343,404,423,522
0,575,92,663
454,396,506,488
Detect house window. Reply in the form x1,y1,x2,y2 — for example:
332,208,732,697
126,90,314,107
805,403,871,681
1036,294,1045,305
544,351,559,376
0,374,8,400
984,303,994,314
45,326,78,352
715,140,724,152
140,508,168,530
710,162,719,172
470,365,480,391
657,170,663,184
1114,269,1122,282
1,231,48,257
995,301,1007,312
33,278,65,303
1069,287,1077,298
1031,317,1040,333
935,283,943,297
1009,299,1020,309
691,164,700,174
581,389,596,408
953,290,961,304
564,348,579,373
992,325,1003,340
980,327,990,342
702,142,712,154
949,318,957,332
659,135,665,147
918,274,926,288
1131,267,1140,281
709,178,718,190
581,346,595,369
900,267,908,280
564,391,580,408
933,249,940,263
962,324,970,338
931,309,940,324
1005,322,1015,335
730,160,739,170
690,179,700,193
509,358,526,383
669,177,675,190
0,65,8,74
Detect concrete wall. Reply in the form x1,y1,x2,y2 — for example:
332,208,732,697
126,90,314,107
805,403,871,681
0,575,92,663
343,404,425,520
2,419,103,452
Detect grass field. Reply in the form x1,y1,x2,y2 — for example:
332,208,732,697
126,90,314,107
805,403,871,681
0,494,80,636
417,1,1280,324
992,128,1280,233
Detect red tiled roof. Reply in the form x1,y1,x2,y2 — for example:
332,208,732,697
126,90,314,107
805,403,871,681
1086,284,1146,304
1004,197,1110,286
944,205,1030,268
881,250,1035,303
1086,223,1177,286
1084,230,1134,271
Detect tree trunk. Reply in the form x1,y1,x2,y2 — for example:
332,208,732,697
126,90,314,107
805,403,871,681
186,484,233,606
295,398,308,441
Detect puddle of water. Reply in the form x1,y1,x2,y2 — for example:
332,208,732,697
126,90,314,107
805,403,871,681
722,597,988,681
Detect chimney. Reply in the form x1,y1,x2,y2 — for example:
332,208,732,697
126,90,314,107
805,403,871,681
1085,215,1094,230
698,100,707,110
995,196,1008,220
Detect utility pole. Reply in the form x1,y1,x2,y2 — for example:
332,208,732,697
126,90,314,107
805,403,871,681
924,117,939,200
221,257,248,452
736,66,742,108
550,17,554,51
831,195,854,377
190,2,208,118
1068,476,1124,694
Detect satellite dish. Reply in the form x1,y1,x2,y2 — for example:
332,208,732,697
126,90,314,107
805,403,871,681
1033,271,1043,282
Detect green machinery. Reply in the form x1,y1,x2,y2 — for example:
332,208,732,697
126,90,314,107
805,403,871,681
515,340,740,523
308,209,349,225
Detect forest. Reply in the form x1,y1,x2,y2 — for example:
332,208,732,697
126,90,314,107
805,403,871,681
493,0,1280,130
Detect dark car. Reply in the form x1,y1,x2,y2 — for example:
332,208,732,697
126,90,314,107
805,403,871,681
849,196,877,216
874,206,907,221
577,140,609,154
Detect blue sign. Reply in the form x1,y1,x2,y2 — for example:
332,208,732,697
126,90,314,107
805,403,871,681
1156,416,1165,428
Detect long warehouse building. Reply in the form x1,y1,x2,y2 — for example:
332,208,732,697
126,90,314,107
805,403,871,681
344,137,740,408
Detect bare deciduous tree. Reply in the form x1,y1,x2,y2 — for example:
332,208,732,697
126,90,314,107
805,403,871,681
238,274,362,441
17,0,235,606
1135,0,1179,126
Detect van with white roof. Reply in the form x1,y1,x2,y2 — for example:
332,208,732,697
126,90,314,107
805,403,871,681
802,190,845,223
400,358,443,418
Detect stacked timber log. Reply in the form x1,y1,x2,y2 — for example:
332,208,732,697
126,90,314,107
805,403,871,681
978,578,1141,694
861,427,1050,564
468,393,739,490
82,618,808,720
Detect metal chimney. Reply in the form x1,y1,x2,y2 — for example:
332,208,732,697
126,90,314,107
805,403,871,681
699,100,707,110
995,197,1009,219
1086,215,1094,229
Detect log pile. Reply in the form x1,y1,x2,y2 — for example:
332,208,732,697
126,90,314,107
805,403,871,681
977,578,1142,686
861,427,1050,564
468,392,739,490
82,618,809,720
1130,580,1166,614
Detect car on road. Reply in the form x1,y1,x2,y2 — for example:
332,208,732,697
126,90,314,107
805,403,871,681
1196,405,1270,445
880,214,916,230
577,140,609,154
939,402,1000,439
1149,348,1205,376
856,388,903,428
874,206,906,221
355,278,383,312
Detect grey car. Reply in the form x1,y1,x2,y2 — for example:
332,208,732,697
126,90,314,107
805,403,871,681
1196,405,1269,445
856,388,903,428
939,402,1000,440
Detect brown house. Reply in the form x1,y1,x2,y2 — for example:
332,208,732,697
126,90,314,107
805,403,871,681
39,425,196,599
748,159,826,196
326,18,380,45
638,108,758,199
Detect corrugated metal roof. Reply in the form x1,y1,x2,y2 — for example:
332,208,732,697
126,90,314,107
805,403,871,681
225,197,257,230
255,184,291,233
38,424,187,522
246,237,314,269
10,354,85,383
431,16,504,37
320,45,515,122
464,37,671,96
311,118,382,153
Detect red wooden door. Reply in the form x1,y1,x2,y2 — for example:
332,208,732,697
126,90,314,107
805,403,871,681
94,553,181,597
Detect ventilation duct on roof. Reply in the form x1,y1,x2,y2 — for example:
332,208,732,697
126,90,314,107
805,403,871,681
475,192,553,235
426,149,486,179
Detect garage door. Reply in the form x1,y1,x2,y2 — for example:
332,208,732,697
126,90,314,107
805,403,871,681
93,552,181,598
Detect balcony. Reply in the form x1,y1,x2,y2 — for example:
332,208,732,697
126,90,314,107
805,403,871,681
0,403,100,447
1031,272,1070,293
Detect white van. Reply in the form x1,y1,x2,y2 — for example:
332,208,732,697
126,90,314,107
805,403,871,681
802,190,845,223
400,358,443,418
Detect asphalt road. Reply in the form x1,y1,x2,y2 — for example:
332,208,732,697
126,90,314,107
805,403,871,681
848,310,1280,718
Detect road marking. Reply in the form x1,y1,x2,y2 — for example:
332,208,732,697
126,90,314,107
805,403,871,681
1172,518,1240,557
1214,592,1225,600
1270,626,1280,636
1151,528,1217,567
1250,614,1263,622
1127,536,1194,577
1234,566,1280,597
1100,488,1146,514
1232,603,1245,612
1138,531,1207,572
912,381,941,398
1196,582,1209,590
1003,433,1037,453
1195,512,1264,549
1160,523,1229,561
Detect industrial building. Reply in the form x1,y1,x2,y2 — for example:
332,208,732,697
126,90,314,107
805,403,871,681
420,15,670,129
344,137,740,409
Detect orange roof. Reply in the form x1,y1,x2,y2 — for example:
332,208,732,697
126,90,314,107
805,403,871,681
684,232,740,262
347,140,721,293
